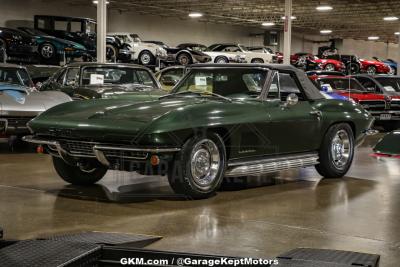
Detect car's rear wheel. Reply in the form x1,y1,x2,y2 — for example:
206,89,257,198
177,52,192,65
215,56,229,64
315,123,354,178
168,133,226,199
40,43,56,60
251,58,264,63
367,65,377,75
106,44,117,62
346,63,360,74
52,157,108,186
324,63,335,71
139,50,155,65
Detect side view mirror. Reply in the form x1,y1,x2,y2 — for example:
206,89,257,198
285,93,299,107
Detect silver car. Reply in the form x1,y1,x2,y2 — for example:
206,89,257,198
0,63,71,137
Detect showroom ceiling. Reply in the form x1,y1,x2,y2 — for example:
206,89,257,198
67,0,400,42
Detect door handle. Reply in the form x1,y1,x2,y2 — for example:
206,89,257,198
310,110,322,117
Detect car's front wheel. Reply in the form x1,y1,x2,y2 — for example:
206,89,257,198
40,43,56,60
52,157,108,186
177,52,192,65
139,50,155,65
324,63,335,71
315,123,354,178
168,133,226,199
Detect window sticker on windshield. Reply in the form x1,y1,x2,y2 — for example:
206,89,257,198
90,74,104,85
384,86,396,92
195,76,207,86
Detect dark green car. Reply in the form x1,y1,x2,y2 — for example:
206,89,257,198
39,62,164,100
24,64,375,199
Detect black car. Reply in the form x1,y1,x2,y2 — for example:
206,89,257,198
34,15,120,61
144,41,211,65
39,62,163,100
0,27,38,62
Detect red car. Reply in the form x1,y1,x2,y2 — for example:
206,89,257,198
312,76,393,128
359,58,391,75
290,53,345,72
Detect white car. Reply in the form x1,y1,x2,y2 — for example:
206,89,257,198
205,43,275,64
107,32,168,66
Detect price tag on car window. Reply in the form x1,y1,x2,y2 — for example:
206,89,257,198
195,76,207,86
90,74,104,85
384,86,396,92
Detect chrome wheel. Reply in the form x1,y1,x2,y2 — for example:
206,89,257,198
331,129,351,169
178,54,190,65
388,66,395,75
216,57,228,64
41,44,54,59
325,64,335,71
140,52,151,65
190,139,221,189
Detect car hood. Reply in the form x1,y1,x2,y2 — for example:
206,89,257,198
336,90,385,100
360,59,386,66
0,89,71,116
28,97,219,139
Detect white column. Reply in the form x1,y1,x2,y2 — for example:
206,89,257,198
398,29,400,72
96,0,107,63
283,0,292,64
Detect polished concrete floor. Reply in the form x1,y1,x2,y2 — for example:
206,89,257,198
0,134,399,266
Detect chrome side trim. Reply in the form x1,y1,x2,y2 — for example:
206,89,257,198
93,145,181,153
225,153,319,177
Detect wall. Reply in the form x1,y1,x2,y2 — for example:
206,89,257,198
0,0,398,59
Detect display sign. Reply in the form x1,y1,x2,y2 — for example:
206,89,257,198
90,74,104,85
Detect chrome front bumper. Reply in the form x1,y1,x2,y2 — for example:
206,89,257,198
22,135,181,167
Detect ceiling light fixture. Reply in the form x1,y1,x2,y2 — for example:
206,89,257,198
261,22,275,26
188,12,203,18
383,16,399,21
368,36,380,40
316,5,333,11
320,30,332,34
92,0,110,4
281,16,296,20
395,32,400,35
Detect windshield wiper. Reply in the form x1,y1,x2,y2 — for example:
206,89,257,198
159,91,232,102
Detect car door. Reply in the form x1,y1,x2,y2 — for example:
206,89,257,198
261,70,322,154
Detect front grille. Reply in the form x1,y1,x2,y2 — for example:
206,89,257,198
57,139,148,159
390,100,400,110
359,100,386,111
4,117,34,128
60,140,96,157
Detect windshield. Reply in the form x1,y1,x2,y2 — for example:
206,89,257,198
318,78,365,92
130,34,141,42
81,67,157,88
173,68,267,98
375,77,400,92
0,67,32,87
86,21,96,34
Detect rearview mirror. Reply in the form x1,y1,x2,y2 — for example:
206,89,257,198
66,80,76,86
35,82,43,90
285,93,299,107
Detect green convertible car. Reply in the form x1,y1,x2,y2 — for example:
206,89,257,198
24,64,375,199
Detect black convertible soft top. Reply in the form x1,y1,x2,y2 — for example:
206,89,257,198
190,63,325,100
